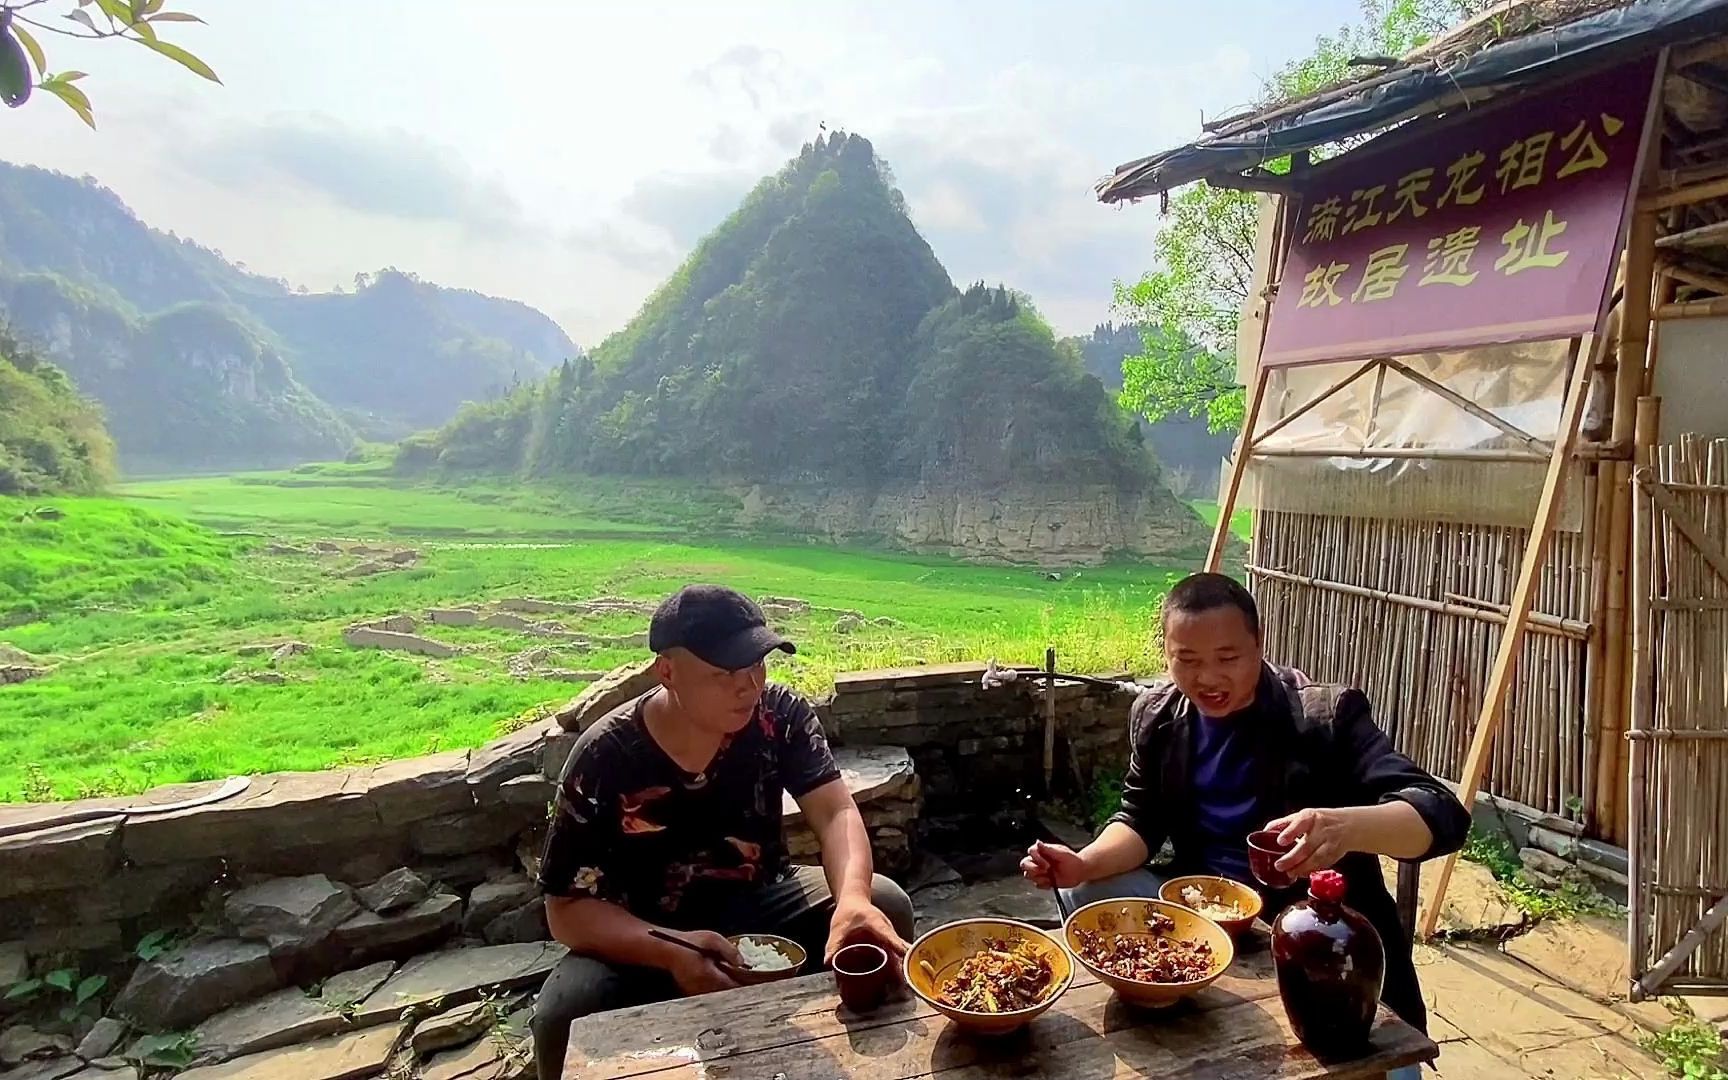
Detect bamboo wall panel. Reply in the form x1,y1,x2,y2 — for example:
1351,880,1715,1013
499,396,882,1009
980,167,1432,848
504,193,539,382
1637,436,1728,986
1251,511,1593,825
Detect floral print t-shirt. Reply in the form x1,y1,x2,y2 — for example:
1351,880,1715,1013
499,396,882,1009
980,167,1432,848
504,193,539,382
537,683,841,927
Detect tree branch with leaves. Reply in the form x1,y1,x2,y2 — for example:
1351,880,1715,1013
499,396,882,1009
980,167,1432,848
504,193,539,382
1113,0,1495,434
1,0,216,129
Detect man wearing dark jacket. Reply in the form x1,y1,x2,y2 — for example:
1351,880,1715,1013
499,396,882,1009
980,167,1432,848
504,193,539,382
1023,572,1469,1071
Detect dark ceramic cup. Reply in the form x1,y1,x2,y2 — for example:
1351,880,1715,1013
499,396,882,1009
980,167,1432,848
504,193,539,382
1247,829,1300,890
833,943,890,1012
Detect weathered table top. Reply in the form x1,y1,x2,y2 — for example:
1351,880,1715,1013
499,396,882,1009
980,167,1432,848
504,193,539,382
564,942,1438,1079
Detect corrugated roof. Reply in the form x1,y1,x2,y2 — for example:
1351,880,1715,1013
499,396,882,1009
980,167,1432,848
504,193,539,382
1097,0,1728,203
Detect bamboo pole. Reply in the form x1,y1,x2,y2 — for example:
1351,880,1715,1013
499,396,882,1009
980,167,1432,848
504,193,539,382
1248,358,1381,448
1381,357,1552,453
1596,207,1660,841
1208,364,1271,573
1250,446,1549,462
1419,336,1594,939
1246,564,1589,638
1043,647,1057,796
1657,263,1728,297
1628,403,1659,991
1638,174,1728,212
1655,295,1728,320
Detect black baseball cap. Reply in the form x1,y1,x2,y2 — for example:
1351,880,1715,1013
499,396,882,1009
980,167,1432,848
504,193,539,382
648,585,795,671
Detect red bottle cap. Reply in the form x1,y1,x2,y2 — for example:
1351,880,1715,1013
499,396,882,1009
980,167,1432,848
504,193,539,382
1309,869,1347,903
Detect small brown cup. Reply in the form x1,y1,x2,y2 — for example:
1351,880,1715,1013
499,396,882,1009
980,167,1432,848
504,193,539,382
833,943,890,1012
1247,829,1299,890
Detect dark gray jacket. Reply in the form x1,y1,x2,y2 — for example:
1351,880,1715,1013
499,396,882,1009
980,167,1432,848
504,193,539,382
1108,663,1470,1031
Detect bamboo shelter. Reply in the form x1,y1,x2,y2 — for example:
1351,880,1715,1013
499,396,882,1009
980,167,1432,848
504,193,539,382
1097,0,1728,996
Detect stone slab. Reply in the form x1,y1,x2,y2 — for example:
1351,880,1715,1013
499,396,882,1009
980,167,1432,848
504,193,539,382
73,1017,126,1060
0,820,120,900
353,943,565,1026
779,745,916,822
832,662,988,693
465,729,543,801
410,1000,491,1056
409,811,529,858
0,941,26,984
225,875,360,945
176,1021,405,1080
357,868,429,914
334,894,462,963
552,659,656,733
365,752,474,827
190,961,396,1064
122,771,383,867
340,626,455,658
465,878,538,932
3,1057,86,1080
112,938,280,1032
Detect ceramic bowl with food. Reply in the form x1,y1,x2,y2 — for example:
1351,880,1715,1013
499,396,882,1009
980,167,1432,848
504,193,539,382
725,934,807,985
1063,898,1234,1008
1159,875,1264,937
904,918,1073,1035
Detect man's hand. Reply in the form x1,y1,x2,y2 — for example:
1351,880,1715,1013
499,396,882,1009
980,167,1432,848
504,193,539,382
1266,807,1354,879
665,930,744,997
1020,840,1088,890
825,898,910,966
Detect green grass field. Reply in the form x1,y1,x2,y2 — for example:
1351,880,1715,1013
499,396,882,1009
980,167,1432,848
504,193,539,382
2,473,1194,802
1189,499,1253,543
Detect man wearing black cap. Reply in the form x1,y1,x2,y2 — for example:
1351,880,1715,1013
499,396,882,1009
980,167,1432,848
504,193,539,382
530,584,915,1079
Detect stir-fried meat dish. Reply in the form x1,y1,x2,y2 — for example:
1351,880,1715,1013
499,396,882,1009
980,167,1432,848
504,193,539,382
1180,884,1248,920
1074,916,1217,984
935,938,1056,1013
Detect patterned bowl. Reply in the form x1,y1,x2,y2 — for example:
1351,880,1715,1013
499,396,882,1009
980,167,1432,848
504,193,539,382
725,934,807,985
1159,874,1265,937
1063,898,1234,1008
903,918,1073,1035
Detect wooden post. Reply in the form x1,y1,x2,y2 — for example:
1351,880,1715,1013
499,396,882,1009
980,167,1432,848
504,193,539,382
1042,647,1057,796
1206,364,1271,573
1594,206,1659,843
1211,161,1304,576
1418,337,1594,939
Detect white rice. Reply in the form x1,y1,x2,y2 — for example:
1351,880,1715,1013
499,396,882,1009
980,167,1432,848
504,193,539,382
736,937,792,971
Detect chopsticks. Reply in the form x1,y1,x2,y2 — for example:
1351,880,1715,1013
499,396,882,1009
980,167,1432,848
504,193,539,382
648,929,740,969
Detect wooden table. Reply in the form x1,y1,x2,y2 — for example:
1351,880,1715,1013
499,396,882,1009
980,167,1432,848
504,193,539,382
565,944,1438,1079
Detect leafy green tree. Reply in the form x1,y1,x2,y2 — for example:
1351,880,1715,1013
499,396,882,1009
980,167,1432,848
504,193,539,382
0,323,115,494
1,0,216,129
1115,0,1493,433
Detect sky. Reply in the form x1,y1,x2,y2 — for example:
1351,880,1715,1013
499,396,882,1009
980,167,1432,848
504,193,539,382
6,1,1362,347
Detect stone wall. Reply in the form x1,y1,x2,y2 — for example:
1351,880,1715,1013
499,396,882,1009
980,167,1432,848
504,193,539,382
0,724,920,986
817,662,1139,816
0,662,1132,1003
735,481,1208,566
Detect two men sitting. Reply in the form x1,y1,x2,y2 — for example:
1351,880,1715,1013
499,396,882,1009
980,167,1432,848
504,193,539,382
531,577,1468,1080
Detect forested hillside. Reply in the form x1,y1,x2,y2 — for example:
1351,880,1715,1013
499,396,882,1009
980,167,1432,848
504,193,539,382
414,133,1161,495
0,326,115,495
1070,322,1233,497
0,161,579,470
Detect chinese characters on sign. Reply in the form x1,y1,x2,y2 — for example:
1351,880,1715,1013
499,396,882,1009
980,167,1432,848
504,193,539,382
1261,59,1657,367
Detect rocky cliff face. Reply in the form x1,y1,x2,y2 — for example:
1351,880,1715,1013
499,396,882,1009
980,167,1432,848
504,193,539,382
736,482,1208,565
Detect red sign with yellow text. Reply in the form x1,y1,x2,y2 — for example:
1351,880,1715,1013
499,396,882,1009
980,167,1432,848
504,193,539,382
1261,59,1658,367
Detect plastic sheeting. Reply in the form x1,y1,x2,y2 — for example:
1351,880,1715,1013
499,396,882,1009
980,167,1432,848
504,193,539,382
1229,339,1587,529
1098,0,1728,202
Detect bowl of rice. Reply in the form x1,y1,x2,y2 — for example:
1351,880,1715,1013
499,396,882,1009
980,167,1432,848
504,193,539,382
726,933,807,985
1159,875,1264,937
